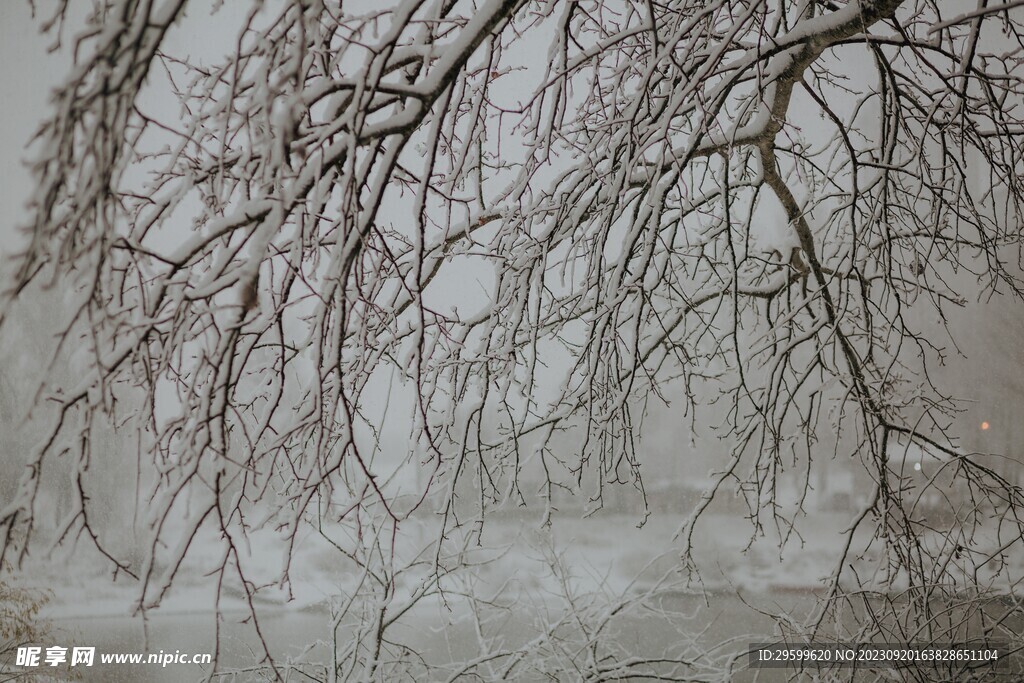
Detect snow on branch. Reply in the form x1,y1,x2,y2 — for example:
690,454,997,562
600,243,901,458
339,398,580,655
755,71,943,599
4,0,1024,676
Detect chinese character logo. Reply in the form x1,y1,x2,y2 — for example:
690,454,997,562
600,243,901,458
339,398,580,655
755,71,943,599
71,647,96,667
15,646,40,667
44,646,67,667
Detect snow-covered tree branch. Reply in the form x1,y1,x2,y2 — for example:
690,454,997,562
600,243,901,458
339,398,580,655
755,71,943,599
4,0,1024,678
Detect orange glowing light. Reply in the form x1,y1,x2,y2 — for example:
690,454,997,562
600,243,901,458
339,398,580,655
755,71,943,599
981,421,990,431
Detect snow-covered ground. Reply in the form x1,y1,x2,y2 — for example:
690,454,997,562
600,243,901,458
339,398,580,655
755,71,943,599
18,508,1024,618
8,508,1024,682
14,511,836,618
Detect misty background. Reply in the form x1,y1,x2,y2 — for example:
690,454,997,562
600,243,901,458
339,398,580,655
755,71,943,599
1,2,1024,682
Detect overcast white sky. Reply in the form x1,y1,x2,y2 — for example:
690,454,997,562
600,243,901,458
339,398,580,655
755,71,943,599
0,0,1016,452
0,3,67,256
0,2,235,258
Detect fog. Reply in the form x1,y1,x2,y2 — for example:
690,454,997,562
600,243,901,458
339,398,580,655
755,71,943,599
2,1,1024,682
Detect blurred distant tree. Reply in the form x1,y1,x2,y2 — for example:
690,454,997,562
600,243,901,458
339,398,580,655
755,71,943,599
0,565,50,676
4,0,1024,678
